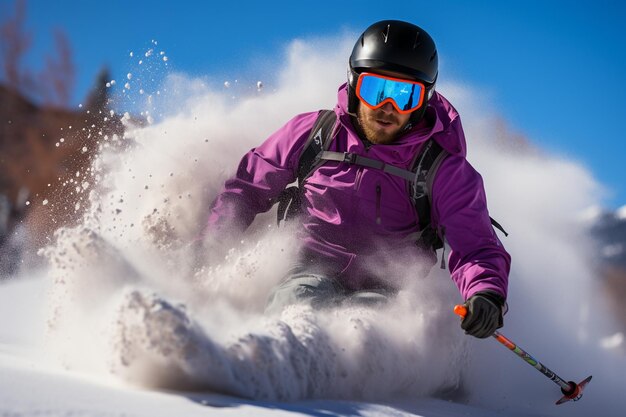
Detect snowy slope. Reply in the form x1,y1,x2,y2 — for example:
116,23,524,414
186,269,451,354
1,35,625,417
0,364,528,417
0,352,527,417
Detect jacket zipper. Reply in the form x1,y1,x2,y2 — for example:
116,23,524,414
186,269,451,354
376,184,382,225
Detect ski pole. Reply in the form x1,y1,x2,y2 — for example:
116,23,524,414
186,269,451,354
454,305,592,405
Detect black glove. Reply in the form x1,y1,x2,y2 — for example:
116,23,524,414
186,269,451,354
461,292,505,338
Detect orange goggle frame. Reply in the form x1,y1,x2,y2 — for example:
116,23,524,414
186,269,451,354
355,72,426,114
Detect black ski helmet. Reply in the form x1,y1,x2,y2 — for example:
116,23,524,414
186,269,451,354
348,20,438,123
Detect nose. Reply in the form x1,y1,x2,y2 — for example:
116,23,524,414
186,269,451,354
380,102,396,113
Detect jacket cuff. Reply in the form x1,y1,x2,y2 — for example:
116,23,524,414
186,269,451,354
472,290,506,307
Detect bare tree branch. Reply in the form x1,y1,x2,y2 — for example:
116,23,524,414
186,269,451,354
0,0,32,90
40,29,75,106
1,0,75,106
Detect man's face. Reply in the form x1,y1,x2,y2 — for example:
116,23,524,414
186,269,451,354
357,101,412,145
355,70,415,145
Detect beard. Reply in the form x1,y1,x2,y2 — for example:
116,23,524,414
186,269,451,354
357,105,410,145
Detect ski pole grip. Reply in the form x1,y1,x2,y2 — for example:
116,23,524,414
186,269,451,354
454,304,467,319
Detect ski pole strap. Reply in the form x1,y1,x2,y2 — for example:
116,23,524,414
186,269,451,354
318,151,416,182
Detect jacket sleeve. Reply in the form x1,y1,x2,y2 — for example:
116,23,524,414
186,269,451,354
431,155,511,300
205,112,319,239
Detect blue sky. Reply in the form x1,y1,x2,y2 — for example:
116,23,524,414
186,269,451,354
5,0,626,208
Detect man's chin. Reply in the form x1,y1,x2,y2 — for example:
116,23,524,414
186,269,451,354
371,124,401,143
359,116,403,144
368,131,398,144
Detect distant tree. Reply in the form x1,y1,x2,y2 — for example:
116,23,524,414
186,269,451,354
0,0,75,106
85,68,111,112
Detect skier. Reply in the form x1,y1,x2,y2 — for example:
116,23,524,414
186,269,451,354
205,20,511,339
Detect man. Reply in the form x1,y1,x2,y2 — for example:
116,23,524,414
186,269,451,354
206,20,511,339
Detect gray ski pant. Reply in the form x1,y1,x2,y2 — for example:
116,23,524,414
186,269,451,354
264,269,396,315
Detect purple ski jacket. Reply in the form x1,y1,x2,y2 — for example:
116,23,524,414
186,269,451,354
207,84,510,300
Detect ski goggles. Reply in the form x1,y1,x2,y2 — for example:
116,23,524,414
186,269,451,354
355,72,426,114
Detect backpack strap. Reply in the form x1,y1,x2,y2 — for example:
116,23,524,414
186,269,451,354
276,110,337,224
409,139,448,252
489,216,509,237
296,110,337,184
409,139,508,259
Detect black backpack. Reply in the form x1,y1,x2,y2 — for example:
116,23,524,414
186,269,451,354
276,110,506,265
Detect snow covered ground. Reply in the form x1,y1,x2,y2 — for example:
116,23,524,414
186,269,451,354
1,34,625,417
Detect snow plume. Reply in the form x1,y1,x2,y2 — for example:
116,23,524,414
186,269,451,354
39,34,623,415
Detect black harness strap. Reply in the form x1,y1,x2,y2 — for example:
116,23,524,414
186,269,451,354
318,151,416,182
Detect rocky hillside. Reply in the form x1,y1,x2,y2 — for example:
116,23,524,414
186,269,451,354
588,207,626,336
591,207,626,268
